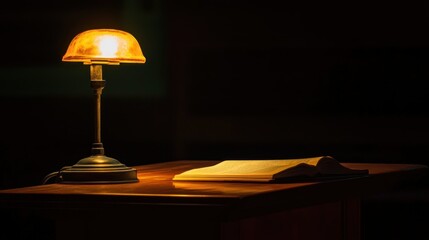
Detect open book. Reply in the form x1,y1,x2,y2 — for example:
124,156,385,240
173,156,369,183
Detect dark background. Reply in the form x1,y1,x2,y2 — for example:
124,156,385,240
1,0,429,239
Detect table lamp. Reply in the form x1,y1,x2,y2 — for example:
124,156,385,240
57,29,146,183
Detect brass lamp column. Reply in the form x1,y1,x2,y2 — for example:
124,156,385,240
58,29,146,183
90,64,105,156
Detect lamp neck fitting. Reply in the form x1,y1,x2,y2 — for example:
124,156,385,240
90,64,103,80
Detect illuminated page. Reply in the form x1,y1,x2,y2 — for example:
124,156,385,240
173,157,325,181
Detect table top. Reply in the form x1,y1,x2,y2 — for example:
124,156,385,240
0,160,427,219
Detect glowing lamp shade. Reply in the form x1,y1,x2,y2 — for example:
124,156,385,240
62,29,146,64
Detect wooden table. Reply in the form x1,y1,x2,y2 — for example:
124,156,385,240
0,161,427,240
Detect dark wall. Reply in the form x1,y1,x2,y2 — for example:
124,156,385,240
167,1,429,165
1,0,429,189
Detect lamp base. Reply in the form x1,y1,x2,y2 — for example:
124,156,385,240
59,155,138,184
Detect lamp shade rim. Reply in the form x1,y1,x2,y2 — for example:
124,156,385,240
62,55,146,64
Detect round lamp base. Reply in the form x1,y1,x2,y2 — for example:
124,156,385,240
59,155,138,184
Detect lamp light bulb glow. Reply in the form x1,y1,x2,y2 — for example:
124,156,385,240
98,36,119,57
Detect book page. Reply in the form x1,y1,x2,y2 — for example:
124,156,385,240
174,157,325,179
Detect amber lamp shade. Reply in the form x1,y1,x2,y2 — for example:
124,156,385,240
62,29,146,64
54,29,145,184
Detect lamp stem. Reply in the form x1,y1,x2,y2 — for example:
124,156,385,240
90,64,105,155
